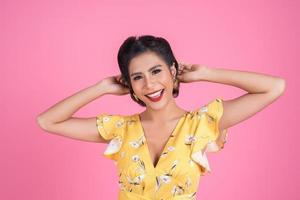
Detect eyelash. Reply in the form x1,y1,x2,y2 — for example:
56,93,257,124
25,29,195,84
133,69,161,81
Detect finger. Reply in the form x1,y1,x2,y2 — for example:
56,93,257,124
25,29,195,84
178,69,184,75
117,75,123,81
114,74,120,80
181,62,192,66
177,74,186,83
184,63,193,70
116,77,123,84
182,69,190,73
178,61,185,67
180,62,193,70
180,62,190,66
178,63,184,70
179,65,187,72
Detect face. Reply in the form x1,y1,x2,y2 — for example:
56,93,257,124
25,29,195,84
128,51,177,109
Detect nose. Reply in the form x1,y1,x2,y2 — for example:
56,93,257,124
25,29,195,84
144,75,155,89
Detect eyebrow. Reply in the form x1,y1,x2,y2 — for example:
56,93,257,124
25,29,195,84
130,65,162,77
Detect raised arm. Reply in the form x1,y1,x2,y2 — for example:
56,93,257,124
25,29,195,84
36,75,129,143
198,67,286,133
177,63,286,133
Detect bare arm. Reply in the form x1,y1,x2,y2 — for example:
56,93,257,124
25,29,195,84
36,75,129,143
196,66,286,132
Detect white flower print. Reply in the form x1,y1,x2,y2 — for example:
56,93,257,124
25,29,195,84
197,106,208,119
200,106,208,113
155,174,170,192
140,161,146,171
118,181,125,191
126,174,145,185
171,160,179,168
136,174,145,183
185,177,192,188
140,135,146,143
167,146,175,152
131,155,140,162
129,135,145,148
115,120,124,128
129,141,140,148
159,175,171,184
171,185,184,196
185,135,197,145
160,152,168,158
155,176,161,191
103,116,110,122
168,160,179,174
206,115,214,123
136,165,145,174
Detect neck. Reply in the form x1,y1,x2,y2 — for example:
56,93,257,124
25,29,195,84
140,98,187,123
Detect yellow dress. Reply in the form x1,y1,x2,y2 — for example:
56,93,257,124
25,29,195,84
96,98,228,200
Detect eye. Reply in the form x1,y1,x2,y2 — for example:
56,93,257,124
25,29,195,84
132,69,161,81
152,69,161,74
133,76,142,81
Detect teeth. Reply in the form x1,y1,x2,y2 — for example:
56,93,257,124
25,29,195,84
146,89,163,98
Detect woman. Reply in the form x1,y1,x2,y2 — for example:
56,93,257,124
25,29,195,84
37,35,286,200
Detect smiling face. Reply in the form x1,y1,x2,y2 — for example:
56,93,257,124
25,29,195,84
128,51,177,109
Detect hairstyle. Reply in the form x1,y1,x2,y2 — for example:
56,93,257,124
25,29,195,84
117,35,180,107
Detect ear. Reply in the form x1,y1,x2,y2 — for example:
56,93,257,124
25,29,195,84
170,62,176,78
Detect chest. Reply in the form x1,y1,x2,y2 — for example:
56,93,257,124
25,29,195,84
141,121,178,167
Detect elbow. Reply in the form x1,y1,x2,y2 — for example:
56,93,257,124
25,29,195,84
276,78,286,95
269,78,286,97
36,116,49,130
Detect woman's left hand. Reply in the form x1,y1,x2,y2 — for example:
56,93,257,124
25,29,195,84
177,62,208,83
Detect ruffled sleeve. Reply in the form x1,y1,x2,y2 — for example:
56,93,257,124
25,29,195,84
190,98,228,175
96,114,126,162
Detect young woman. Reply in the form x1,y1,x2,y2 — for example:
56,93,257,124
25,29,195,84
37,35,285,200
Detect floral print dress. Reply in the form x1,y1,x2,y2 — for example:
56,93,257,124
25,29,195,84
96,98,228,200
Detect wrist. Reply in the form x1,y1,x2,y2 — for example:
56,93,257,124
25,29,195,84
195,65,212,81
94,81,109,96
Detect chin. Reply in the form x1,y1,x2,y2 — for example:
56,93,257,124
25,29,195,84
146,97,171,110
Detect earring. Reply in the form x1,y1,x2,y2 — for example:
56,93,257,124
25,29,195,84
173,77,179,88
133,93,139,101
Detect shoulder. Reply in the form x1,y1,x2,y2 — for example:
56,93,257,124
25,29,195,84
97,113,134,121
96,113,133,139
96,113,139,130
193,98,224,117
97,113,125,125
182,98,224,128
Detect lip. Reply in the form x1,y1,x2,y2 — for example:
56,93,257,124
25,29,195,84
145,89,164,102
145,89,164,96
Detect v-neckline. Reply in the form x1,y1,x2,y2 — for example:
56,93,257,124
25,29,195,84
135,112,188,170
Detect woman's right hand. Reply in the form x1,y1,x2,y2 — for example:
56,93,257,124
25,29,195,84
98,75,130,96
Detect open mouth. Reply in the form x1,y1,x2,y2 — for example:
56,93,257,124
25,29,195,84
145,89,164,102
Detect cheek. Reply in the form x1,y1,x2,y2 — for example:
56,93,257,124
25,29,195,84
160,74,173,86
158,71,170,80
130,81,143,93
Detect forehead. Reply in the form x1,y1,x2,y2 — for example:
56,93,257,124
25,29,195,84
129,51,167,74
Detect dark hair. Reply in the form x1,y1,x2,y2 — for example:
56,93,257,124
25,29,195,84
117,35,180,107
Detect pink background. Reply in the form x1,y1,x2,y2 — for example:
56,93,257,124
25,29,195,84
1,0,299,199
